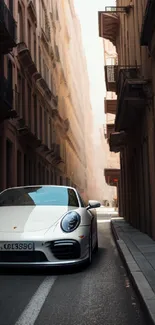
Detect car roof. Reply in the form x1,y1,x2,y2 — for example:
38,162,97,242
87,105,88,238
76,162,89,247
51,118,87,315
2,185,76,191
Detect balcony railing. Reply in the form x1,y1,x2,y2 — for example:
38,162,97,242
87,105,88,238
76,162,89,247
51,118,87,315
141,0,155,48
104,65,118,92
115,66,148,131
109,131,127,153
117,66,142,98
0,0,17,54
105,6,132,13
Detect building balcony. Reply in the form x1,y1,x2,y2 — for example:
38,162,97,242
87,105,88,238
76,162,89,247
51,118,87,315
98,6,132,45
0,0,17,54
109,131,127,152
17,42,38,77
37,143,63,165
17,42,57,105
98,11,119,46
105,98,117,114
0,76,18,122
17,120,41,149
106,124,115,141
104,168,120,186
50,144,64,165
115,66,148,131
141,0,155,50
104,65,118,92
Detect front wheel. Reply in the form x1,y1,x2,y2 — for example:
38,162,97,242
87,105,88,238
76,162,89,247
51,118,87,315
94,235,98,253
86,228,92,266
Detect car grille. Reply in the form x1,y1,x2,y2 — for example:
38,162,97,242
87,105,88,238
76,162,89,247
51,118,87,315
0,251,47,262
50,240,81,260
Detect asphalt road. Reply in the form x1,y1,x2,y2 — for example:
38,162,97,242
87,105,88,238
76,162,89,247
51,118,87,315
0,210,148,325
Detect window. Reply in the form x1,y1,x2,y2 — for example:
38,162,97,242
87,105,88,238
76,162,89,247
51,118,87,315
55,5,59,20
9,0,13,14
18,3,24,42
29,160,33,185
44,110,48,145
22,78,25,119
48,117,51,149
24,154,27,185
55,44,60,62
7,60,13,106
18,73,25,118
39,106,43,140
33,94,37,135
6,140,13,188
17,72,22,116
17,150,22,186
51,171,54,184
46,169,49,184
28,20,31,53
38,162,41,184
34,33,37,64
40,1,50,40
27,85,31,127
39,47,41,73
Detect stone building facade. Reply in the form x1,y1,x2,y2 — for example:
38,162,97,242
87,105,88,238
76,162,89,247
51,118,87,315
0,0,94,201
99,0,155,238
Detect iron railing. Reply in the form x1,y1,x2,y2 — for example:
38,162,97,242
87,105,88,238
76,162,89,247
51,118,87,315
105,6,132,13
104,65,118,91
0,0,17,42
117,66,142,97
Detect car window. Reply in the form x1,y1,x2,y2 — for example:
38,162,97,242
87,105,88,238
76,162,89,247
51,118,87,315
0,186,80,207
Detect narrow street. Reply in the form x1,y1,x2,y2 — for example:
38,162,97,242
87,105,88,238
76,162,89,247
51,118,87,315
0,210,147,325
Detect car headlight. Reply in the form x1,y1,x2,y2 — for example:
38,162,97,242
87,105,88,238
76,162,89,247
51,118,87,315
61,211,81,233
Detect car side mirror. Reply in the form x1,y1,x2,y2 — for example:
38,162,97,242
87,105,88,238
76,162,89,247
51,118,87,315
86,200,101,210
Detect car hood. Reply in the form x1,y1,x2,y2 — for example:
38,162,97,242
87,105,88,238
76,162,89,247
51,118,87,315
0,206,75,233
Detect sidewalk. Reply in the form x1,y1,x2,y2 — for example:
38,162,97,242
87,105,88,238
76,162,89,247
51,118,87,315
111,218,155,324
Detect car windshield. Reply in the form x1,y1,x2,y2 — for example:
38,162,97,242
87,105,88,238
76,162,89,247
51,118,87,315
0,186,80,207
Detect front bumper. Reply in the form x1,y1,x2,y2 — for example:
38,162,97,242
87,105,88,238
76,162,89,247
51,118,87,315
0,256,89,268
0,237,90,268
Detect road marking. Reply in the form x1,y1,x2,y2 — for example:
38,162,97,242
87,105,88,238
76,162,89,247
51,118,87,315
15,276,57,325
97,219,111,223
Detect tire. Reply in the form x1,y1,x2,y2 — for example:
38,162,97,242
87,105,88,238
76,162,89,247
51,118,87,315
86,226,92,266
94,235,98,253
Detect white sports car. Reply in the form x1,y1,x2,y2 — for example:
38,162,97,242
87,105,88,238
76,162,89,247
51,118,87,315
0,185,101,267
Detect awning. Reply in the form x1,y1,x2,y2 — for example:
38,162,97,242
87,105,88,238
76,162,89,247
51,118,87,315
104,99,117,114
98,11,119,46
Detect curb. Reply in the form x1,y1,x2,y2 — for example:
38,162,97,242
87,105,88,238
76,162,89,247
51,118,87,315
111,220,155,325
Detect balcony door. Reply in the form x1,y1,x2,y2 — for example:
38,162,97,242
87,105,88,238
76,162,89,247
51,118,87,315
7,59,13,106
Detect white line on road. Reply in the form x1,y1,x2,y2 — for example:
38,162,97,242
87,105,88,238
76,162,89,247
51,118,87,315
15,276,57,325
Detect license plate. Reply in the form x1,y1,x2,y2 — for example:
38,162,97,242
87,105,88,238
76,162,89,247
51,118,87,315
0,242,34,251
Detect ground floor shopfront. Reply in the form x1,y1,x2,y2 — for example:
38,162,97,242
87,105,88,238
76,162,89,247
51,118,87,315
118,111,155,240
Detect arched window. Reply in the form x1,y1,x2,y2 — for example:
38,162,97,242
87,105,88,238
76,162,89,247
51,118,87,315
18,3,24,42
